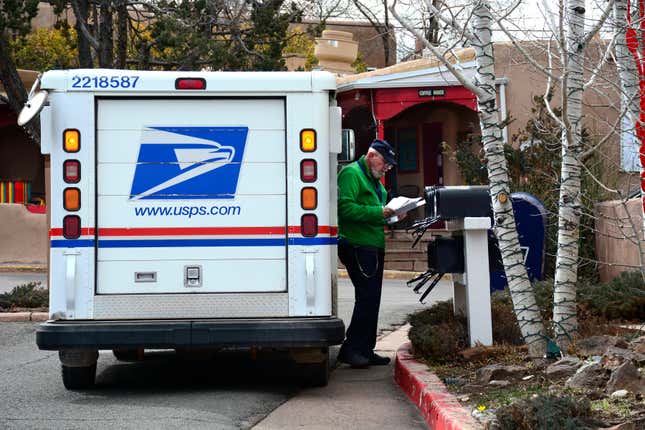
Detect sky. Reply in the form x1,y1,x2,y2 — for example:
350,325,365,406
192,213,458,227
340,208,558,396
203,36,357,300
332,0,616,60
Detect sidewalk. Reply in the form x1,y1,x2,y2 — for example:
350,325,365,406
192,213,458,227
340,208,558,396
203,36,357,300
253,325,478,430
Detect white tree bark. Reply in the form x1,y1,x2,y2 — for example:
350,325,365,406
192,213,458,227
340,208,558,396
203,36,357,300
553,0,587,347
391,0,547,357
471,2,547,357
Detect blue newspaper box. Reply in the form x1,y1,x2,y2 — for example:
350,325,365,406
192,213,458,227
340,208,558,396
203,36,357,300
490,192,547,291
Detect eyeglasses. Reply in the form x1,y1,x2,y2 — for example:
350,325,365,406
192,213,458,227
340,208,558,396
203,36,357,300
377,153,393,171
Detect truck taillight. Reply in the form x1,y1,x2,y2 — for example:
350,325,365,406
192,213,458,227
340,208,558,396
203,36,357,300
300,159,317,182
63,160,80,183
64,188,81,211
301,214,318,237
175,78,206,90
301,187,317,210
63,215,81,239
300,129,316,152
64,129,80,152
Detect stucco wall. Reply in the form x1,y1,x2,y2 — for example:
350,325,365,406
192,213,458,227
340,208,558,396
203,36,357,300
494,42,632,190
0,204,47,265
595,198,644,282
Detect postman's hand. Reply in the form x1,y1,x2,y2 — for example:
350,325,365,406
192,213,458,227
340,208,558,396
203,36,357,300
382,207,395,219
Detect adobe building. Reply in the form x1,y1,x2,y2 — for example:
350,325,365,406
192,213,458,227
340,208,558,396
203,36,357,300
0,69,48,266
332,42,642,280
0,70,46,203
336,42,631,198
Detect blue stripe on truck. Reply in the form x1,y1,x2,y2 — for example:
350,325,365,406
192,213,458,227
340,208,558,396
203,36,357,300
50,237,337,248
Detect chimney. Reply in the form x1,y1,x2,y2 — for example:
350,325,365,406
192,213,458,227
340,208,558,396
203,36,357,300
314,30,358,75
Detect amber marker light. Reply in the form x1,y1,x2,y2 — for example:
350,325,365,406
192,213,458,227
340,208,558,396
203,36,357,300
64,129,80,152
301,187,317,210
64,188,81,211
300,129,316,152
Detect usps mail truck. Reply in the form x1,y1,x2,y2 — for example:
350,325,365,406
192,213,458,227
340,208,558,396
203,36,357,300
26,69,346,389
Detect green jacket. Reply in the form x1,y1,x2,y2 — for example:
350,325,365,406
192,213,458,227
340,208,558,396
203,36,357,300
337,155,387,248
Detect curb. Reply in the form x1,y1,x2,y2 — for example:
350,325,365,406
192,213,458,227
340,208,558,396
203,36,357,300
394,342,481,430
0,264,47,273
0,312,48,322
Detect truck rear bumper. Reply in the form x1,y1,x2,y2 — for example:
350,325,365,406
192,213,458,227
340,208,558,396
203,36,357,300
36,317,345,350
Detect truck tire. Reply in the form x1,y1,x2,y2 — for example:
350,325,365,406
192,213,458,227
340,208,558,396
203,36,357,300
112,348,143,361
62,364,96,390
300,355,330,387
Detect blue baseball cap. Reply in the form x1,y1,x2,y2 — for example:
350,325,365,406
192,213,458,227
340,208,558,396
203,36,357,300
370,139,397,166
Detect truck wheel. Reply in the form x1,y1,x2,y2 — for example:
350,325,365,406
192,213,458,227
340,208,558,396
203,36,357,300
112,348,143,361
300,354,330,387
62,364,96,390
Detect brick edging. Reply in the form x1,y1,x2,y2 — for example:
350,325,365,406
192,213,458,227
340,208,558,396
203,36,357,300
394,342,481,430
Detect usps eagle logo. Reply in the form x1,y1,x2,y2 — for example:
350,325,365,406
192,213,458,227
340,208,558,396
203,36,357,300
129,126,248,200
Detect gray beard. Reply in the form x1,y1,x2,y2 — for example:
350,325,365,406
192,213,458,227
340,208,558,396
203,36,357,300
370,168,384,179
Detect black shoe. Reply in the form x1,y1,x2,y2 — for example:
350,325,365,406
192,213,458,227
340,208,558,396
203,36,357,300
337,349,370,368
369,352,391,366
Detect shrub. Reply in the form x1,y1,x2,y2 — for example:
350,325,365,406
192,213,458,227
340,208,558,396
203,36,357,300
493,394,602,430
532,272,644,323
531,279,555,321
408,296,524,361
578,271,644,320
408,320,468,362
408,300,456,327
0,282,49,309
408,301,468,362
491,292,524,345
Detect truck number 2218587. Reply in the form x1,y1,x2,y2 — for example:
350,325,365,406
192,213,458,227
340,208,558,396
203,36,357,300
71,75,140,89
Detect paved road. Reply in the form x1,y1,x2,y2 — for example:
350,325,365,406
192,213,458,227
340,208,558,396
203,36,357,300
0,276,452,429
0,272,47,294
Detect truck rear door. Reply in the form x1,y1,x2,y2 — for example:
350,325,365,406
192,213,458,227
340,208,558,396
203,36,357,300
96,97,287,295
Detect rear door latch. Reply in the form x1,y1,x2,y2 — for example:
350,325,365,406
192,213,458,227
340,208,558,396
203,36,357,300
184,265,202,288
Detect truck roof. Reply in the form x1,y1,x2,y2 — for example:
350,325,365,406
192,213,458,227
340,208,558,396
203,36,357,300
41,69,337,93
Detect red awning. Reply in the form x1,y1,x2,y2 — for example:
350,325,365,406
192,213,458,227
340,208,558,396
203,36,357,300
338,86,477,121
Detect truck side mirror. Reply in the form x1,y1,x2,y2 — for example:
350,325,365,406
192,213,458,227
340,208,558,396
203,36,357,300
338,129,355,162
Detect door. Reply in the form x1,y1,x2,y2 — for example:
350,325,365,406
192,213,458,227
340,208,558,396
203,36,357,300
423,122,443,186
95,97,287,294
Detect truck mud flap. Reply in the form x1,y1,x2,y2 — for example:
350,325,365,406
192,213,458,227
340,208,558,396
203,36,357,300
36,318,345,350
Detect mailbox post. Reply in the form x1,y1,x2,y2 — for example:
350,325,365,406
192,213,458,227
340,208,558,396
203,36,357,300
408,186,546,348
449,217,493,347
408,186,494,348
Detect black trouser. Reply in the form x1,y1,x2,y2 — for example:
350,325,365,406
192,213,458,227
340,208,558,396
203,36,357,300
338,239,385,357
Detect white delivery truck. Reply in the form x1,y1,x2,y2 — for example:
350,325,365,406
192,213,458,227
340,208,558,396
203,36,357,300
23,69,346,389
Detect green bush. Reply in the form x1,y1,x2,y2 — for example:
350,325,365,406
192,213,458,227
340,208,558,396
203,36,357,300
0,282,49,309
531,273,644,323
408,319,468,362
491,292,524,345
531,279,555,321
408,300,457,327
408,272,644,361
578,271,644,320
408,297,524,361
408,301,468,362
493,394,601,430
